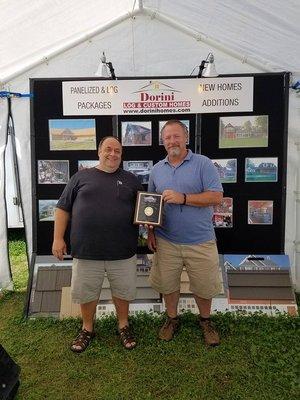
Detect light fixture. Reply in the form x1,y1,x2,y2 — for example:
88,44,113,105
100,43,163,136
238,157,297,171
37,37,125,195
198,53,219,78
95,52,116,79
95,52,109,77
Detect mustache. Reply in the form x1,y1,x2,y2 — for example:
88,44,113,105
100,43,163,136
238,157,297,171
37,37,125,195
168,147,181,155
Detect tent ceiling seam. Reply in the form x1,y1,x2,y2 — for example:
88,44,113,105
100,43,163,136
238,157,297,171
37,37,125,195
0,4,289,84
0,9,139,85
140,6,280,73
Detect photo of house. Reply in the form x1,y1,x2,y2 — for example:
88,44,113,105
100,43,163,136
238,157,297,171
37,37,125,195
49,119,96,150
219,115,268,148
158,120,190,145
223,254,297,316
123,160,153,184
248,200,273,225
38,160,69,184
223,254,290,272
78,160,99,170
38,200,58,221
121,121,152,146
213,197,233,228
245,157,278,182
212,158,237,183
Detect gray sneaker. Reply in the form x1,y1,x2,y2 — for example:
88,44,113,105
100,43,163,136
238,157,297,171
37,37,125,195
159,316,180,341
199,319,220,346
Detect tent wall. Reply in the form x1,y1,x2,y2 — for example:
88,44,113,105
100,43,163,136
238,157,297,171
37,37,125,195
2,13,300,290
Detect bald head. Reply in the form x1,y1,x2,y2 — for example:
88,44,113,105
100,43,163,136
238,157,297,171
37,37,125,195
98,136,122,173
98,136,121,151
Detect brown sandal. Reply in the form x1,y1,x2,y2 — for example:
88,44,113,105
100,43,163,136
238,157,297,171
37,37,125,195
118,326,136,350
70,329,95,353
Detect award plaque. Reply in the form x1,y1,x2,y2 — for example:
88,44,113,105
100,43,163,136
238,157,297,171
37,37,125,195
134,191,163,226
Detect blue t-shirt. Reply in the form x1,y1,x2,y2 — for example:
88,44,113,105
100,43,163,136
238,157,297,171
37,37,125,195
148,150,223,244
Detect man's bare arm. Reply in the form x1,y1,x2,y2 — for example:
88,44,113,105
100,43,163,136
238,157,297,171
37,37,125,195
162,190,223,207
147,227,157,252
52,208,70,260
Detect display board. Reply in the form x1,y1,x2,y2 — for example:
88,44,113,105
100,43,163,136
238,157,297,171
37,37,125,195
201,73,289,253
31,78,198,255
31,73,288,257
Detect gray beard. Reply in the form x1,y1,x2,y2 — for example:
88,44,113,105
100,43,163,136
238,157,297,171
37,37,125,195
168,147,181,157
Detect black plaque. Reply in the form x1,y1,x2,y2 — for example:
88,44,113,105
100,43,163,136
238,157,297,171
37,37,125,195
134,191,163,226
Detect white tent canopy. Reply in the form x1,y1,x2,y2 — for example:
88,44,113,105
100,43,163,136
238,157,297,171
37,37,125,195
0,0,300,290
1,0,300,83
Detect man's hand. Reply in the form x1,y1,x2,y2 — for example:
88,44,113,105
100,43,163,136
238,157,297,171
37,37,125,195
147,227,157,252
52,239,67,261
162,189,185,204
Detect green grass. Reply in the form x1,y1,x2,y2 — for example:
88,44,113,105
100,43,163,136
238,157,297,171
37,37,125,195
8,229,28,291
245,174,277,182
1,232,300,400
50,139,96,151
219,137,268,148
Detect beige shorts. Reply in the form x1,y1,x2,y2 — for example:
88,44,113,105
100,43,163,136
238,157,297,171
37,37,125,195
149,237,221,299
71,256,137,304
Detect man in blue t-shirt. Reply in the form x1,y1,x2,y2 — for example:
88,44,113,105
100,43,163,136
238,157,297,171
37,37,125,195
52,136,142,352
148,120,223,346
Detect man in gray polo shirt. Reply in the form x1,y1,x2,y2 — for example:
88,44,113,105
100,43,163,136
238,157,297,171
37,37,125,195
148,120,223,346
52,136,142,352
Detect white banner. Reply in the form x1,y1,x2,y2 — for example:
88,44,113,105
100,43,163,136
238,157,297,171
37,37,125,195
62,77,253,115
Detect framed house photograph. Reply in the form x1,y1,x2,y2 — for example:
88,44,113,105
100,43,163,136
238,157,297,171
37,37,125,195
219,115,268,149
158,120,190,145
38,200,58,222
245,157,278,182
248,200,273,225
123,160,153,184
78,160,99,170
213,197,233,228
121,121,152,146
49,119,96,151
212,159,237,183
134,192,163,226
37,160,69,184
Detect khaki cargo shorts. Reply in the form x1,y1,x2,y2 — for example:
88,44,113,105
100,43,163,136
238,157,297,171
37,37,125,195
149,237,221,299
71,255,137,304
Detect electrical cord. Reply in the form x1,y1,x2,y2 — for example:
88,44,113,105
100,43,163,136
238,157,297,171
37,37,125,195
2,98,13,284
190,52,212,77
6,96,30,275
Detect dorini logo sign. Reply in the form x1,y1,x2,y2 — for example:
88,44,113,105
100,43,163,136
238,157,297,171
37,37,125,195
122,80,191,113
62,77,253,115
